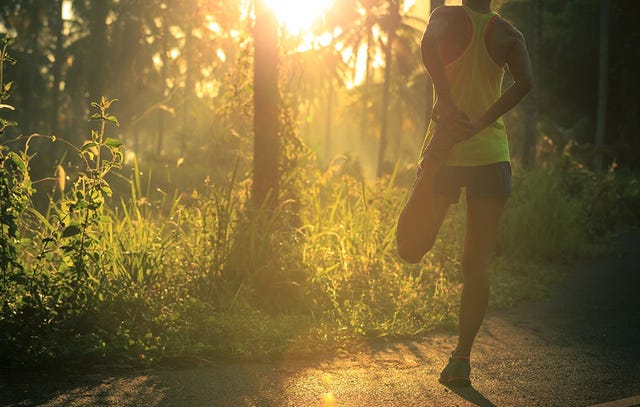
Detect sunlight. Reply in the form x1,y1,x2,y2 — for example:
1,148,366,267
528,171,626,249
264,0,334,35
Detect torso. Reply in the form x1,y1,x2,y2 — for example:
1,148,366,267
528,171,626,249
422,5,520,166
438,6,518,68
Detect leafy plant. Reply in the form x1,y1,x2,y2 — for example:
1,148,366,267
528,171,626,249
0,36,30,279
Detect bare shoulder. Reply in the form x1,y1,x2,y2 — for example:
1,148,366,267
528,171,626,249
493,16,526,43
485,16,528,66
424,5,465,41
429,5,465,22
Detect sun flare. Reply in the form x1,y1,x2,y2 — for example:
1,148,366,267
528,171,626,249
264,0,334,35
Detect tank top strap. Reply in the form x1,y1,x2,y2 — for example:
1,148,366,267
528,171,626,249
461,5,498,38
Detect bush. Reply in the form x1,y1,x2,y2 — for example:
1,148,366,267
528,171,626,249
2,34,639,367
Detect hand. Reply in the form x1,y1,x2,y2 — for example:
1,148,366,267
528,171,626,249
456,119,483,141
437,109,473,143
432,97,459,123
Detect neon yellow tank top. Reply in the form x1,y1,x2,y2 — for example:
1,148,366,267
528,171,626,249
422,5,509,166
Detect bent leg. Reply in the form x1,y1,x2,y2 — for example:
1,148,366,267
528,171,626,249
454,196,506,356
396,157,451,264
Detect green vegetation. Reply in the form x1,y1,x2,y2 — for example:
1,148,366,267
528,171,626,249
1,0,640,370
3,129,637,368
1,45,638,366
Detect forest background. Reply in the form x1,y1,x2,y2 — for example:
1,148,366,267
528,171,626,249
1,0,639,369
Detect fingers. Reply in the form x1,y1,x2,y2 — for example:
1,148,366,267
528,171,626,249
433,99,458,122
432,102,478,141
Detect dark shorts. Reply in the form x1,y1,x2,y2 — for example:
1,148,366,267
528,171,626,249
432,161,512,203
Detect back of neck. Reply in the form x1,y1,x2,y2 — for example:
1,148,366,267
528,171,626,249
462,0,491,14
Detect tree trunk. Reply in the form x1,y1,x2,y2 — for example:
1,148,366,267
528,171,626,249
325,79,334,159
521,0,541,169
88,0,109,104
252,0,280,208
377,2,399,178
425,0,444,126
182,20,195,156
377,34,392,177
156,8,169,157
21,3,43,134
50,0,64,135
360,32,372,143
595,0,610,170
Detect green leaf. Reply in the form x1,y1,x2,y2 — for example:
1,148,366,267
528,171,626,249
61,225,81,238
81,141,98,151
89,113,102,121
0,103,15,110
105,115,120,126
105,138,123,148
8,152,26,171
101,185,113,197
0,118,17,128
102,98,118,110
98,215,112,223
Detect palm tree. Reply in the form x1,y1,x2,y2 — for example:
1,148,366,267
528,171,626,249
329,0,425,176
327,0,382,143
377,0,399,176
377,0,425,176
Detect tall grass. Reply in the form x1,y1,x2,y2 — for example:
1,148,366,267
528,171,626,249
3,141,639,367
2,37,639,367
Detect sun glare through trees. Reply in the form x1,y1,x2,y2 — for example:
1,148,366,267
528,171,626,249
264,0,334,35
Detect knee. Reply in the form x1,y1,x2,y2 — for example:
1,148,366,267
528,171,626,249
397,236,435,264
398,248,423,264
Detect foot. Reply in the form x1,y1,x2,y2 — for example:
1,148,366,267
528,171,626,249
438,353,471,387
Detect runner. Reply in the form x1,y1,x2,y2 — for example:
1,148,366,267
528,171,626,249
396,0,533,386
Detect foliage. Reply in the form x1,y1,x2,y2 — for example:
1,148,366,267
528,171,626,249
4,124,638,369
0,35,27,277
500,143,640,262
1,4,640,370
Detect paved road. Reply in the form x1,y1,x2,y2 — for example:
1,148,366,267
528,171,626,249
2,233,639,407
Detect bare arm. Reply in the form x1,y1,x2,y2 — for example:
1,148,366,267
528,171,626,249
473,29,533,133
421,7,457,119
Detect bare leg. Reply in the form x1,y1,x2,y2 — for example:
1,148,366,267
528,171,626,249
396,156,451,264
454,196,506,356
397,112,470,264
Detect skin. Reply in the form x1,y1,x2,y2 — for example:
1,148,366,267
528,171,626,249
396,0,533,359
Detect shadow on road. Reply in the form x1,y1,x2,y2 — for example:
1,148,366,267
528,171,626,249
446,384,497,407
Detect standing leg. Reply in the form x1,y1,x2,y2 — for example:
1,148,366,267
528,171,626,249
439,196,506,386
456,196,506,356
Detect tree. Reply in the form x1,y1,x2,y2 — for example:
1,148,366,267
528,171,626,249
49,0,64,135
594,0,609,170
424,0,444,121
376,0,424,176
521,0,541,169
376,0,399,177
252,0,280,208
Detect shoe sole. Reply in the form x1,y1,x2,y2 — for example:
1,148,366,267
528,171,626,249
439,376,471,387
